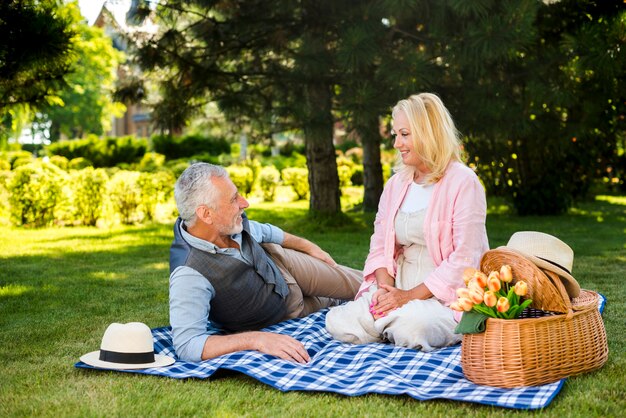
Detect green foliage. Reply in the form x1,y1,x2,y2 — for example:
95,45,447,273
107,170,142,224
282,167,309,200
259,165,280,202
13,156,35,169
336,156,356,188
68,157,92,170
382,163,392,184
48,155,69,171
279,140,306,157
241,158,262,189
137,171,175,221
1,150,33,169
0,159,9,171
350,165,364,186
164,159,190,179
337,165,353,188
70,167,108,226
137,152,166,172
264,152,307,173
43,2,125,140
0,170,12,222
46,135,148,167
151,134,231,160
0,0,75,116
8,161,67,227
225,165,254,197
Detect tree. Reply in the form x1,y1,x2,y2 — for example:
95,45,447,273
420,0,625,215
0,0,75,147
137,0,439,214
43,2,126,140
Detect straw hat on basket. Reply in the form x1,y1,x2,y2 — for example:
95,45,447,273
80,322,175,370
503,231,580,298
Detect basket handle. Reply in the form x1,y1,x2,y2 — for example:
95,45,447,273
542,269,574,317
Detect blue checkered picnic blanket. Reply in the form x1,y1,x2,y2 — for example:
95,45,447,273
75,295,606,410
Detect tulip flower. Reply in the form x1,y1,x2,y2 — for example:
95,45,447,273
514,280,529,296
468,278,482,292
500,264,513,283
483,290,498,307
497,297,510,313
450,301,463,312
456,287,470,299
487,275,501,292
473,271,488,288
463,267,477,285
469,287,485,304
458,297,474,312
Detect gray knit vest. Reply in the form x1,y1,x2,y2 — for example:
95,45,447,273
172,216,289,332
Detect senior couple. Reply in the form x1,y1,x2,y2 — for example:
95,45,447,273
169,93,490,363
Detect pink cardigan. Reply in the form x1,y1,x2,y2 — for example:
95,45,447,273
357,161,489,308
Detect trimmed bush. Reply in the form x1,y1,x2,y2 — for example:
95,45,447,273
46,136,148,167
69,157,93,170
107,171,142,224
1,150,32,169
8,161,67,227
259,165,280,202
137,152,166,172
337,165,353,188
12,156,34,169
0,159,10,171
70,167,109,226
137,171,175,221
282,167,309,200
226,165,254,197
164,160,190,179
49,155,69,171
242,158,261,190
0,170,12,223
152,134,231,160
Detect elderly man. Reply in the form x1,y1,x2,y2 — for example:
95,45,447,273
169,163,362,363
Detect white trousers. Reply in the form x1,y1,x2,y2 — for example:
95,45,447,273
325,286,462,351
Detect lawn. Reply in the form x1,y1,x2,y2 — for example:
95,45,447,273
1,195,624,417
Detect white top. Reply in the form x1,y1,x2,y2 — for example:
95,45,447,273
395,182,435,290
399,182,434,213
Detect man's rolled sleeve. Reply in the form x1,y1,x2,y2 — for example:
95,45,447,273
169,266,218,362
248,220,284,245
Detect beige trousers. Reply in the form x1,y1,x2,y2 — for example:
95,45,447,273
262,243,363,320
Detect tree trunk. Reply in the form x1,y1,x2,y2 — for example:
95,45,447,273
358,116,384,212
303,81,340,214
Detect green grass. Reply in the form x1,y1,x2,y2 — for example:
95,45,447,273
1,196,624,417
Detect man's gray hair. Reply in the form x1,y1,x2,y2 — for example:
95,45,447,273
174,163,228,226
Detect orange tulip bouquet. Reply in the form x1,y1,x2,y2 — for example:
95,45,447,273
451,265,533,319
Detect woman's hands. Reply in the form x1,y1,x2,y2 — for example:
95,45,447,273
370,284,412,319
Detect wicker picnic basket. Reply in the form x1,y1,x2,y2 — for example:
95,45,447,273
460,248,608,388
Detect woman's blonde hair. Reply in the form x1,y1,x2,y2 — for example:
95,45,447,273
392,93,462,183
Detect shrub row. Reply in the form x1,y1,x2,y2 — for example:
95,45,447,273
3,162,175,227
0,155,367,227
46,136,148,168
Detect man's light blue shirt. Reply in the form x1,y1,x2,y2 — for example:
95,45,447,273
169,219,284,362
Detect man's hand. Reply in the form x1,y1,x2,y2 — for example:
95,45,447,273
282,232,337,267
202,331,310,363
252,332,311,363
305,244,337,267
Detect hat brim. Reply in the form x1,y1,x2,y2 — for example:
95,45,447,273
79,350,175,370
500,246,581,298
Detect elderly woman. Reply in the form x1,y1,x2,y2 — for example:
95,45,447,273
326,93,489,350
